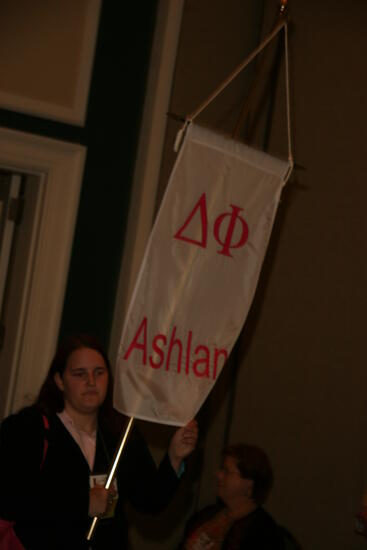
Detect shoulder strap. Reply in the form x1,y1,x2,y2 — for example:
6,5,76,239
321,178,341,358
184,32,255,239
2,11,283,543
40,414,49,470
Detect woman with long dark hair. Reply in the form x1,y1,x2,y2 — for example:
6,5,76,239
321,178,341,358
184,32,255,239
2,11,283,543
0,334,198,549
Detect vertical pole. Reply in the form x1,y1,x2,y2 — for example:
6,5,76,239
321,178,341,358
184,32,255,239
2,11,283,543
86,416,134,541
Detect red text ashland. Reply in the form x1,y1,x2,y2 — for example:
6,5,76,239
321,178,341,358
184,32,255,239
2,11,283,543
123,317,228,380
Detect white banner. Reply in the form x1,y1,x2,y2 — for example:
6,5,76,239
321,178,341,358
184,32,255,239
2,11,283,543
113,123,291,426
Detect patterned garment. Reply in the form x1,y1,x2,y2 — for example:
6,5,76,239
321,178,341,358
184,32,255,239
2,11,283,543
184,509,234,550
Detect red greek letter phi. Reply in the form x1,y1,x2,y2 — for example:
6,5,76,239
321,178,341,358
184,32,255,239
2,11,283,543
213,205,249,258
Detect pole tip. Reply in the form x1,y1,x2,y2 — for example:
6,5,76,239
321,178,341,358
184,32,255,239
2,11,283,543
279,0,288,15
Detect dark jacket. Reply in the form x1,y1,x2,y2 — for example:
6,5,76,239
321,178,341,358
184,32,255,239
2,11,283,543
179,503,285,550
0,406,180,549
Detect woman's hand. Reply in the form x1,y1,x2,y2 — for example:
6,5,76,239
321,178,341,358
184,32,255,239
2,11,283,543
168,419,198,474
88,485,116,517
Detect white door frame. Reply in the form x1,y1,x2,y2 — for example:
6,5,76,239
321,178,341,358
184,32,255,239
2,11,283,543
0,127,85,416
0,172,22,316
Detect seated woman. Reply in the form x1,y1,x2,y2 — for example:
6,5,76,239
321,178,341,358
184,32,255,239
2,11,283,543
179,443,284,549
0,333,198,549
355,490,367,537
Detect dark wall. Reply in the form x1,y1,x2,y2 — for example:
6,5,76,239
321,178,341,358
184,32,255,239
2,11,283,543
0,1,158,348
230,2,367,549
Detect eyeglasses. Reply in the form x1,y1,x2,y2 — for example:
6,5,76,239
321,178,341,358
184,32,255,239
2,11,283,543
218,466,241,476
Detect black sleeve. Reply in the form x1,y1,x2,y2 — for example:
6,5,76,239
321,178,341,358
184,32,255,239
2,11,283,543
228,508,286,550
0,407,45,522
0,409,93,549
117,425,180,515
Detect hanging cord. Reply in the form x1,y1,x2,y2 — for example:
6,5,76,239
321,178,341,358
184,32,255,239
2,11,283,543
187,19,287,124
231,1,288,141
284,22,294,178
231,41,278,141
174,21,286,153
174,16,293,172
231,19,294,176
